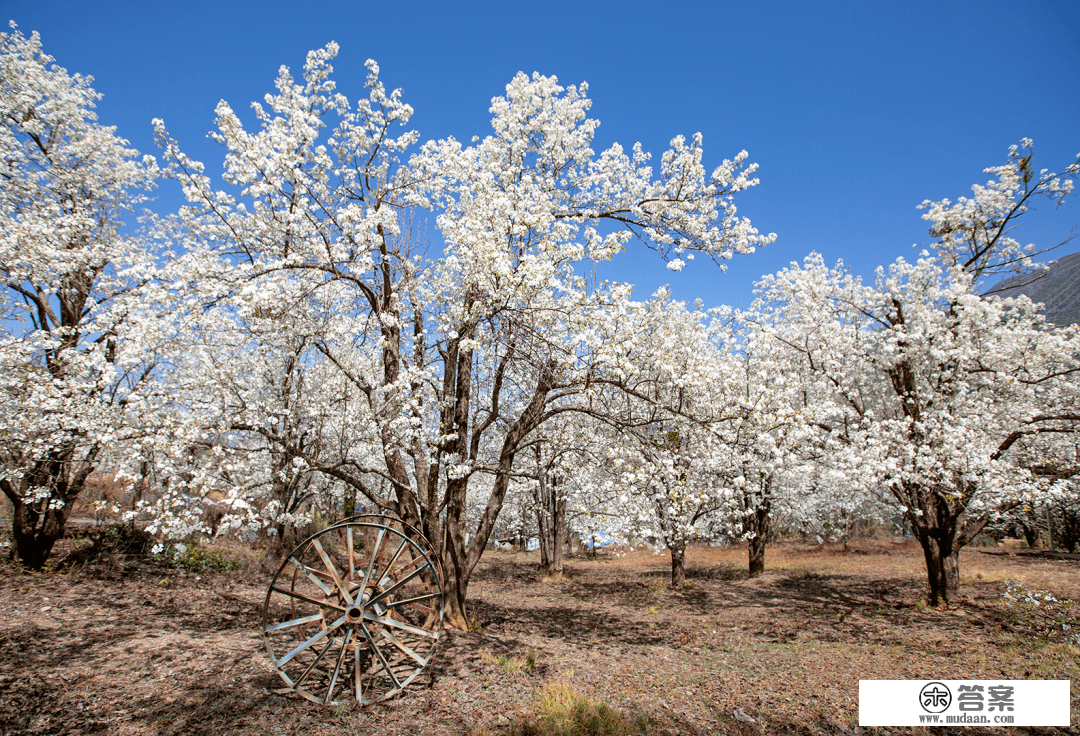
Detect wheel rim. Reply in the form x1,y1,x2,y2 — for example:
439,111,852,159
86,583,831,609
262,518,444,705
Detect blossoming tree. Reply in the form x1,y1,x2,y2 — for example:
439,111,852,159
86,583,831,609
0,24,161,568
153,44,771,627
753,143,1080,604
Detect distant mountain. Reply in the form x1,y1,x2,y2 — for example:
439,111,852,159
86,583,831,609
985,252,1080,326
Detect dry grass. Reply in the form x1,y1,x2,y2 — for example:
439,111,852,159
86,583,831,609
512,679,650,736
473,539,1080,734
1,537,1078,735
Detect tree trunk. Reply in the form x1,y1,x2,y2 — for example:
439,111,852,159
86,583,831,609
918,530,949,606
552,488,566,574
914,511,990,607
441,474,472,630
537,506,553,572
441,551,471,631
536,472,565,576
262,520,289,565
745,478,772,578
10,499,70,570
342,485,357,519
436,360,557,629
670,543,686,586
944,549,960,593
914,519,962,607
3,452,93,570
1021,523,1039,549
899,480,992,607
748,533,767,578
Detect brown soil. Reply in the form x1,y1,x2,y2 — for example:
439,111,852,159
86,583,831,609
1,538,1077,735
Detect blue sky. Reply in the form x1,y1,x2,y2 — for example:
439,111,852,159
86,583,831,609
7,0,1079,310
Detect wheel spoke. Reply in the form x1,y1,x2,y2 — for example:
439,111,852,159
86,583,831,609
380,628,428,666
325,626,353,704
287,557,335,597
366,563,430,608
265,611,326,632
385,591,440,610
363,610,439,639
363,528,386,591
270,585,345,612
359,620,401,689
354,634,363,703
312,539,352,605
278,615,346,666
346,526,356,579
294,635,336,689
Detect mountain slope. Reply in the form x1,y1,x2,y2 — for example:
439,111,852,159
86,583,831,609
985,251,1080,326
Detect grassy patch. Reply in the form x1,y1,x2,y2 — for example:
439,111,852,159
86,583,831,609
511,680,650,736
468,612,485,633
484,649,540,676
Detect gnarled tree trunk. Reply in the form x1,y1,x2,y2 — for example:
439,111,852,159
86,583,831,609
907,489,990,607
3,448,96,570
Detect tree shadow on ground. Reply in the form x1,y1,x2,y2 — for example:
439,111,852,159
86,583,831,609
470,557,1010,654
469,598,670,647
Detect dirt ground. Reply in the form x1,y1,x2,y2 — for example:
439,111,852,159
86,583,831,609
1,537,1077,736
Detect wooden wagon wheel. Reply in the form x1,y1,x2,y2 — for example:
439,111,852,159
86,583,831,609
262,516,444,706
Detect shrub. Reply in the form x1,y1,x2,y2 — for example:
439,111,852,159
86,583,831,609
168,544,244,573
1002,580,1080,646
52,523,154,569
93,524,155,556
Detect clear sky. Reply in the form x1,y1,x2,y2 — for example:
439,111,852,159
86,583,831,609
6,0,1079,310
